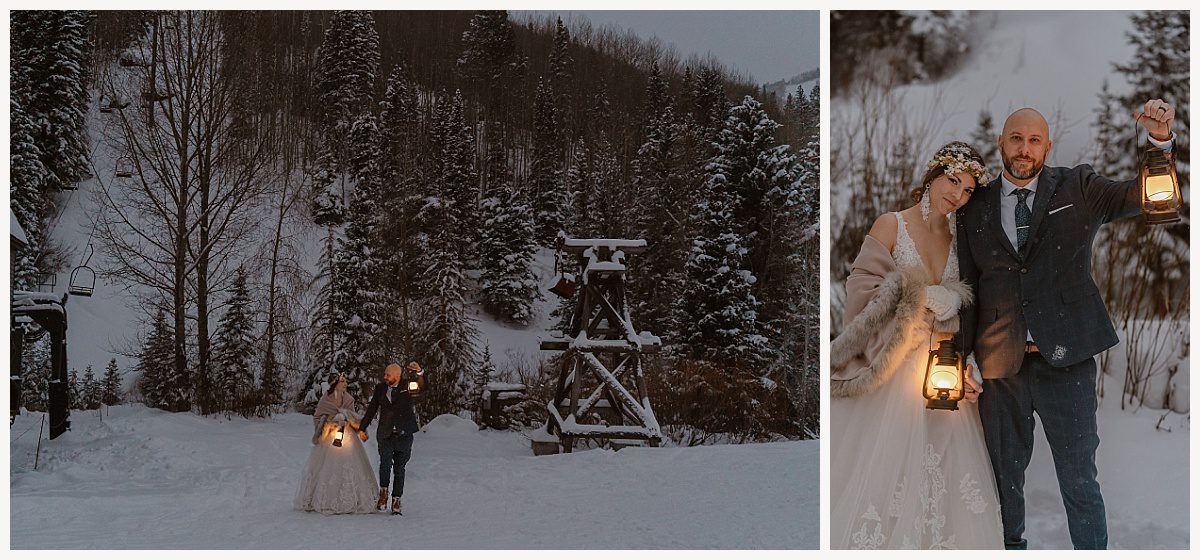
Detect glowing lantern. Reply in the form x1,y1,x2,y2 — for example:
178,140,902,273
1141,146,1182,225
332,423,345,447
923,340,964,410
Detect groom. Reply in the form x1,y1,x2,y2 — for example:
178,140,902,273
957,99,1175,549
359,361,425,515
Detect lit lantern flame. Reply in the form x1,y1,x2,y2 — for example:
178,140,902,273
1141,147,1181,225
924,339,964,411
332,424,345,447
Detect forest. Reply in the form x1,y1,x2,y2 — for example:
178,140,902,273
11,10,821,442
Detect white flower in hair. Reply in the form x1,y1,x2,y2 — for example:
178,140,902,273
926,142,988,181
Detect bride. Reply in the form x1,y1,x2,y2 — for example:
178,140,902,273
295,373,379,514
830,141,1002,549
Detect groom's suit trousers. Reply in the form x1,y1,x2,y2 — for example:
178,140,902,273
980,353,1106,550
378,432,414,498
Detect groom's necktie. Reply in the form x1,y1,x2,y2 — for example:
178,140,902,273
1012,188,1032,250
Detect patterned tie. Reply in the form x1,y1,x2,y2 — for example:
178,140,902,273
1013,188,1032,250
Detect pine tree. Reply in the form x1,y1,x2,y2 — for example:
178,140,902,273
138,309,185,411
480,126,541,324
331,115,387,401
530,78,565,245
457,10,527,119
81,365,100,410
315,10,380,131
677,180,770,367
20,336,53,412
473,344,496,422
10,10,93,192
301,232,339,410
102,358,124,406
549,16,573,109
311,10,380,227
9,76,48,292
418,92,481,418
969,109,999,173
377,65,427,362
67,367,81,411
630,65,693,335
212,267,258,411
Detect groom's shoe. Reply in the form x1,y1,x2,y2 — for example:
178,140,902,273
390,497,402,516
377,488,389,511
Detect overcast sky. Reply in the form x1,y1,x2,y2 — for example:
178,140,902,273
520,11,819,84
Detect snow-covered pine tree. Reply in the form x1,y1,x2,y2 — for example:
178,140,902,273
549,16,573,108
67,367,80,411
9,77,48,292
315,10,380,131
81,365,100,410
417,92,482,418
331,115,387,401
630,64,693,336
676,100,774,367
692,68,729,145
10,10,92,192
438,91,480,258
457,10,527,119
473,344,496,423
591,136,627,238
138,309,185,411
480,125,541,324
212,267,258,412
102,358,123,406
564,138,596,239
969,109,999,172
301,232,339,411
530,78,565,245
311,10,380,227
20,336,53,412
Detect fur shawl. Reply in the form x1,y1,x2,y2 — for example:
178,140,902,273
830,235,973,399
311,392,362,445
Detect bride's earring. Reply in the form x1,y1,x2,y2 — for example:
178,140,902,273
920,186,932,223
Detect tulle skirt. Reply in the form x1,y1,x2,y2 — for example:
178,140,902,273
831,328,1004,549
294,421,379,515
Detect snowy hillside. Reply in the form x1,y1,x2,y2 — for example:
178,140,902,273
831,10,1139,219
9,405,818,549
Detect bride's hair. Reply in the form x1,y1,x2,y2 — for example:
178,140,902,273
910,141,988,203
325,372,348,396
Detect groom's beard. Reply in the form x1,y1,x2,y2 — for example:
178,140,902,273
1002,150,1044,180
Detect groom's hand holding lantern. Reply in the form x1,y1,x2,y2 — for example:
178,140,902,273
1133,99,1182,224
405,361,424,396
1133,98,1175,142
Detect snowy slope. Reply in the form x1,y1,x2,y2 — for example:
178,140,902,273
832,10,1139,221
9,405,819,549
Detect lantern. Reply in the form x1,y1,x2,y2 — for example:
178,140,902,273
332,423,345,447
406,369,423,397
1141,146,1182,225
923,339,964,410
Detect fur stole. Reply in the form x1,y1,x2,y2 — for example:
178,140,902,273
830,238,973,399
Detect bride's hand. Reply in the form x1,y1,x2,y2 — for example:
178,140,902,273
963,362,983,403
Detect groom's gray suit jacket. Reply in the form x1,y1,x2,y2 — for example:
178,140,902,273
956,164,1142,379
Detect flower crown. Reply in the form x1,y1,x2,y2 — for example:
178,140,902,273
926,142,988,181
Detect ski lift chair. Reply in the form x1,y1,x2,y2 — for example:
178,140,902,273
115,156,135,178
68,244,97,297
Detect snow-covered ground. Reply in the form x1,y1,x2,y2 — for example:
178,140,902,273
1024,389,1189,549
9,405,818,549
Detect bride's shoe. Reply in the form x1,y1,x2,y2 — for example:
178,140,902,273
391,496,402,516
377,488,389,511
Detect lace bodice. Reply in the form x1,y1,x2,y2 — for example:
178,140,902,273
892,212,957,284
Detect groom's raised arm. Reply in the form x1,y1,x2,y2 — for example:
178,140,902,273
359,384,380,432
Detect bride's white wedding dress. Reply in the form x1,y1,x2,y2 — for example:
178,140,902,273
831,212,1003,549
294,394,379,515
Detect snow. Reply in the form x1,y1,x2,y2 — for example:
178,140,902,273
1023,391,1189,549
10,208,30,245
9,404,818,549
